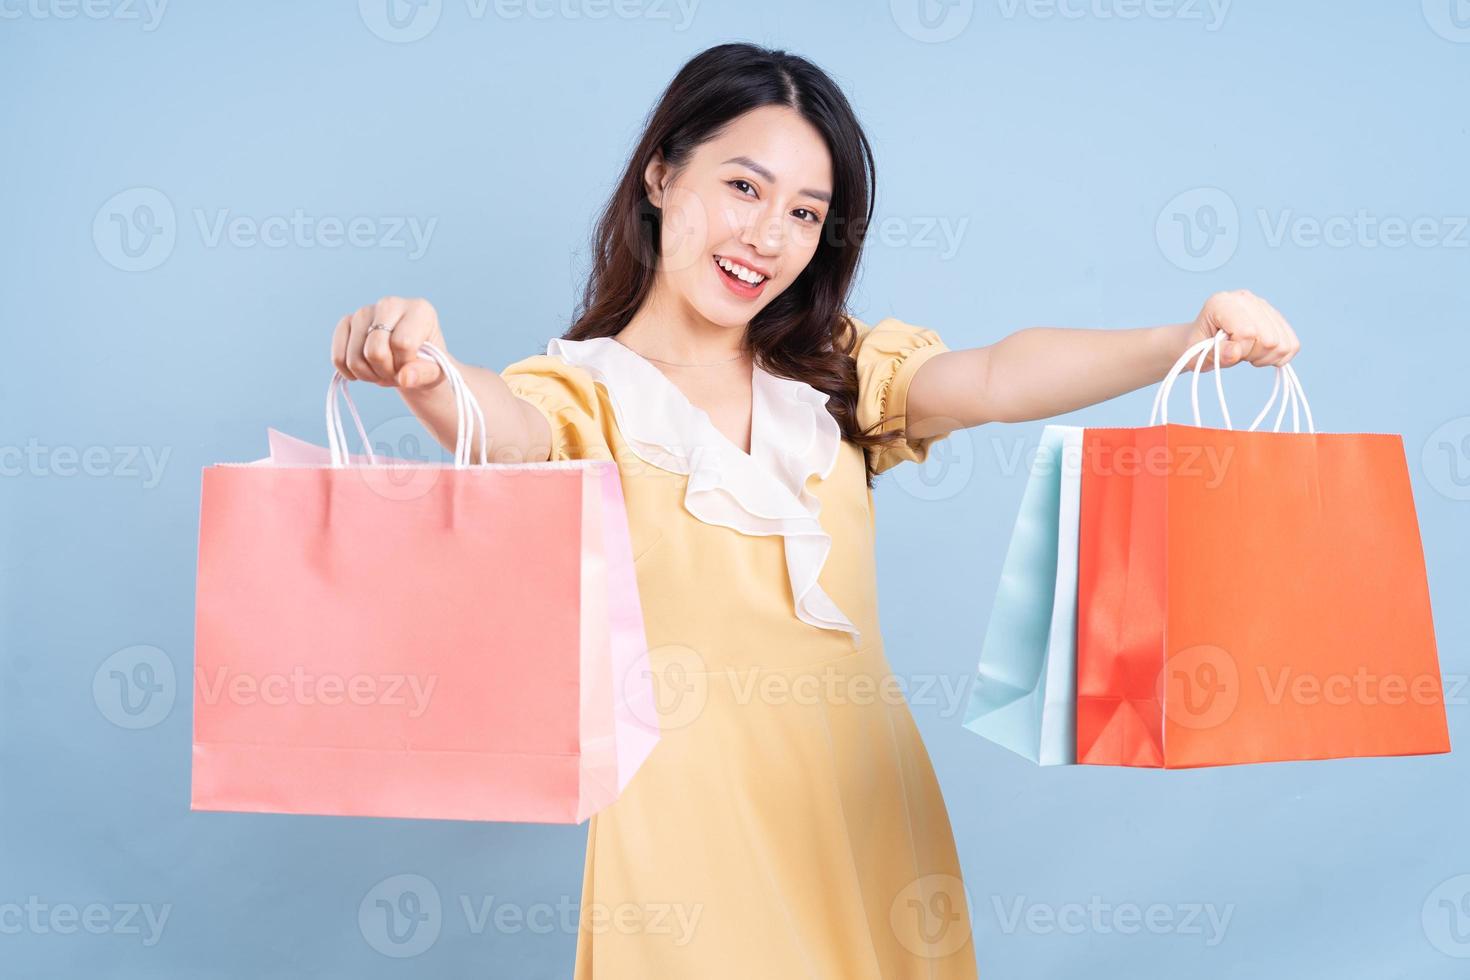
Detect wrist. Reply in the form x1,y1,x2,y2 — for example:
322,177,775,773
1152,322,1198,377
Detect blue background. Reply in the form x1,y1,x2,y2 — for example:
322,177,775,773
3,2,1468,976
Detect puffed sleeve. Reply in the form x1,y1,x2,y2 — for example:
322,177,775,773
500,353,612,462
850,315,953,475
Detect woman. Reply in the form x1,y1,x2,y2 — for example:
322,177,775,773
329,42,1298,979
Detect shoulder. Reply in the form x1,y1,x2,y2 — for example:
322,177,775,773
840,313,948,361
841,313,952,474
842,313,950,423
501,342,608,401
501,348,595,386
499,346,609,461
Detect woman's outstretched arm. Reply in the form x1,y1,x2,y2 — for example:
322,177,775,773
904,289,1303,438
330,296,553,463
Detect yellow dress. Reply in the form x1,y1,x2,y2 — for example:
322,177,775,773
501,315,979,979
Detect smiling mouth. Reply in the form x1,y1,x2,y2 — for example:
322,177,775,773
714,254,768,286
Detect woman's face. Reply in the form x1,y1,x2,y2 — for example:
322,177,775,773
644,105,833,329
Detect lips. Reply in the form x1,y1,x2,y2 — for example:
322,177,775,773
715,254,772,280
712,254,768,298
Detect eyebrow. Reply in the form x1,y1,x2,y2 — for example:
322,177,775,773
721,156,832,203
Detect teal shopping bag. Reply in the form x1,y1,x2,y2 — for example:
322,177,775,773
962,425,1081,765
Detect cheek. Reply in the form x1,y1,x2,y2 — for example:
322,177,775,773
708,198,758,244
658,184,715,274
793,215,827,252
783,232,821,279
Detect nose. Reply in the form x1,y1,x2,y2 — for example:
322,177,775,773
739,202,786,256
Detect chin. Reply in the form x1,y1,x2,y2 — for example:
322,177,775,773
689,295,762,330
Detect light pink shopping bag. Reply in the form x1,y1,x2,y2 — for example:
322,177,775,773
191,345,660,823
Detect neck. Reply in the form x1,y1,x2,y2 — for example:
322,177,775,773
618,277,748,365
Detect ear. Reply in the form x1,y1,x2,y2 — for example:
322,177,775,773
642,149,671,209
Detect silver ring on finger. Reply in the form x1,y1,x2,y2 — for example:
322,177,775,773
367,322,394,335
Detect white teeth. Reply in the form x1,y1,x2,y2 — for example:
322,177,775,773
717,256,766,284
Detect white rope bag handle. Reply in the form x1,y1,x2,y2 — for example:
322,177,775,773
1149,331,1315,433
325,342,488,468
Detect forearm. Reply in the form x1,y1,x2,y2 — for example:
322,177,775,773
398,357,549,462
976,321,1195,423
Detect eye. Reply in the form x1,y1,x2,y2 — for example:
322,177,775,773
728,179,822,223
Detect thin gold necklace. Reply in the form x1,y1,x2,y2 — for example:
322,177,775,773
614,338,747,368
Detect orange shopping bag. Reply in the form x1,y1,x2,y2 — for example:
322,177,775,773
1076,335,1450,768
191,345,660,822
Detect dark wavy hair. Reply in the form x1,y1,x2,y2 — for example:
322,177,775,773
563,42,903,487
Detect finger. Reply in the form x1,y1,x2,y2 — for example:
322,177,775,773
1242,295,1284,367
397,357,443,389
1198,332,1231,373
362,297,407,386
1213,292,1257,369
1241,294,1277,366
390,300,444,388
1218,321,1253,369
1261,303,1297,366
346,306,384,384
330,315,353,380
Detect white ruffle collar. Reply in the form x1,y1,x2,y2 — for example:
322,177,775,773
546,336,860,647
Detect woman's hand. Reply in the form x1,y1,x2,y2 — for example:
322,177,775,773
330,296,448,389
1186,289,1301,372
327,295,551,463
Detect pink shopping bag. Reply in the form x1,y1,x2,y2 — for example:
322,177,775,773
191,344,660,823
